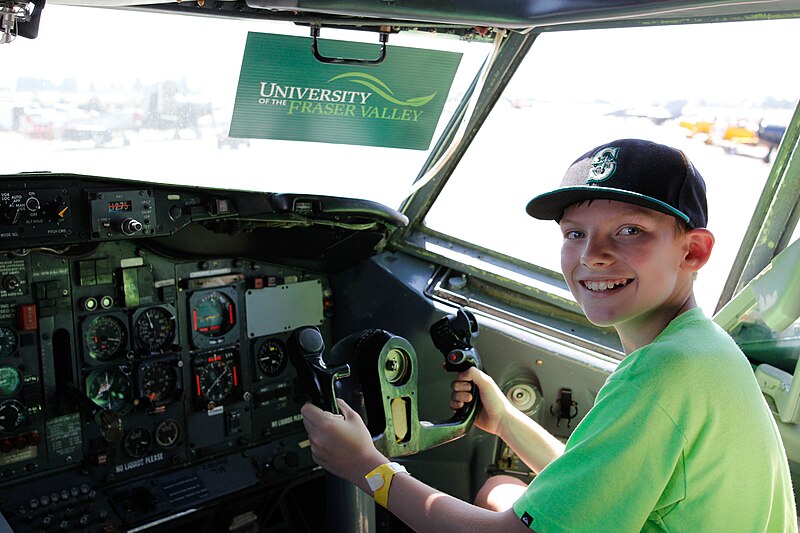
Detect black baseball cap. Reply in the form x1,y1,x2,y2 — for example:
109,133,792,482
526,139,708,228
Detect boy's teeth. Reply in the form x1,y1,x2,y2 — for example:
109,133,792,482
585,279,629,291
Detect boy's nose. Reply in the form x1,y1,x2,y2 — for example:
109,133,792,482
581,236,614,267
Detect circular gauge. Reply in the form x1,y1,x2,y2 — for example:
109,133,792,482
123,427,153,458
134,307,176,353
257,339,287,377
85,315,128,361
140,361,177,404
85,368,132,413
0,327,18,358
0,399,26,433
155,418,181,448
383,348,410,385
197,360,234,403
192,291,235,338
0,366,22,397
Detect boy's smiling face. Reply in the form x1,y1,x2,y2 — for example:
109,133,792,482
559,200,700,340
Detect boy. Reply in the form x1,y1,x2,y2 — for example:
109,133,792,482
301,139,797,531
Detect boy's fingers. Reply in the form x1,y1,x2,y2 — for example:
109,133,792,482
301,402,322,424
456,368,477,381
451,390,473,404
336,398,355,419
451,380,473,392
302,402,345,434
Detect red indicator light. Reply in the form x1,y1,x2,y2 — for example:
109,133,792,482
18,304,38,331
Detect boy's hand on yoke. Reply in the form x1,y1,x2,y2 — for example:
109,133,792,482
301,398,388,490
451,366,511,436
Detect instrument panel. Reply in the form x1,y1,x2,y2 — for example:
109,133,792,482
0,175,367,532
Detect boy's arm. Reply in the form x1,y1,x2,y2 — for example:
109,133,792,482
497,403,566,473
301,399,530,533
385,471,529,533
453,367,565,473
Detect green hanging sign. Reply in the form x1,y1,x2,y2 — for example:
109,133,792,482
230,33,462,150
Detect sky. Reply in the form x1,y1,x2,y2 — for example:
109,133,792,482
510,19,800,105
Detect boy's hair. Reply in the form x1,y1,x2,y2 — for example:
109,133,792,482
526,139,708,229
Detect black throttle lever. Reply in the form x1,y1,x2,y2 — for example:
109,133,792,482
288,326,351,415
429,307,481,418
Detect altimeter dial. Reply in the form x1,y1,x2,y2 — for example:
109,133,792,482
134,307,176,353
85,315,128,361
139,361,177,404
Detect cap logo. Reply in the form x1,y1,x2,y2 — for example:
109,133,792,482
587,146,620,183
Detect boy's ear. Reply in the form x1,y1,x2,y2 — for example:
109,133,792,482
682,228,715,272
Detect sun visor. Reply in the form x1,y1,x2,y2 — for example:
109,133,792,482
230,32,461,150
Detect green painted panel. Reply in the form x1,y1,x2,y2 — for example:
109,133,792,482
230,33,462,150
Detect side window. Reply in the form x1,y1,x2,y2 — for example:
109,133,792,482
424,21,799,314
791,221,800,248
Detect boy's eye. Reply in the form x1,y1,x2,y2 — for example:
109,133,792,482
619,226,641,236
564,230,584,239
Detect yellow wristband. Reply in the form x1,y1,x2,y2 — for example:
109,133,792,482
365,462,409,508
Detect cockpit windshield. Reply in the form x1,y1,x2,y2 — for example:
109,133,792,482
1,5,492,209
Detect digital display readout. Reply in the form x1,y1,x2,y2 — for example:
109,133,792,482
108,200,132,213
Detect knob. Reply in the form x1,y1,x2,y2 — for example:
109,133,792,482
120,218,143,236
2,275,20,291
297,328,324,354
25,196,40,212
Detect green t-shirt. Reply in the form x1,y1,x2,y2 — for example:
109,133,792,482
513,308,796,532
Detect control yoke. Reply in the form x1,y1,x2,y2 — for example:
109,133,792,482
287,327,351,415
289,308,482,458
429,307,481,419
